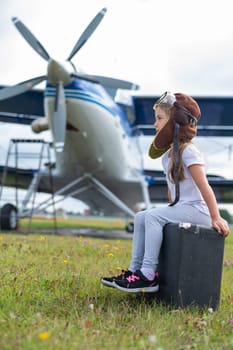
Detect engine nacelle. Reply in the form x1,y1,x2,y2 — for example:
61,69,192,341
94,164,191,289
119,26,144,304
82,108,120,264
31,117,49,133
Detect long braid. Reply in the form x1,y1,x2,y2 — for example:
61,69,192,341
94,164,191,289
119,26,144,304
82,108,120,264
168,140,191,183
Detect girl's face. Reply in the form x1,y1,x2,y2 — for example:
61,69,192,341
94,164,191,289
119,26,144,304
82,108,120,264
153,106,170,131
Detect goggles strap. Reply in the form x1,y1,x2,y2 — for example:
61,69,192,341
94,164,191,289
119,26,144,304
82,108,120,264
169,123,180,206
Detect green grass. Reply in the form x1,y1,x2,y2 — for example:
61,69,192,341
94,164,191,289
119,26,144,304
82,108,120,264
19,216,126,230
0,228,232,350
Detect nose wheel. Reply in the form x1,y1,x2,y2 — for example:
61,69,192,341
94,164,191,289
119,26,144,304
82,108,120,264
125,221,134,233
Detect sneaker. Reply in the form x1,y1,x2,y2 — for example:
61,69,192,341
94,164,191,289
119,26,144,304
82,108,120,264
114,270,159,293
101,270,133,288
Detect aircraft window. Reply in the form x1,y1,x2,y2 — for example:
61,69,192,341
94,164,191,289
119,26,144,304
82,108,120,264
118,103,135,124
115,90,135,124
134,96,233,127
134,98,155,125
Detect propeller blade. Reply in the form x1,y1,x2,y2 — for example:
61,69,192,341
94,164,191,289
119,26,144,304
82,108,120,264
67,7,107,61
12,17,50,61
72,72,139,90
72,72,99,84
0,76,46,101
90,75,140,90
54,82,67,152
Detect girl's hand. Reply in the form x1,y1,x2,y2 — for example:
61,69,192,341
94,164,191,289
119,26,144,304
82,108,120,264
212,217,230,237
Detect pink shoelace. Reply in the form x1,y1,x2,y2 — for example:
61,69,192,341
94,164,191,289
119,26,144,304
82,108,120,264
126,271,159,283
126,274,140,283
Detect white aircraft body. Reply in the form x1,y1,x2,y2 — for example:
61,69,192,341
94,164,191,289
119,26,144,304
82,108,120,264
42,81,149,216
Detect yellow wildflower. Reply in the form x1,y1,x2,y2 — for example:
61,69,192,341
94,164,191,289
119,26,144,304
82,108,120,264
38,332,50,340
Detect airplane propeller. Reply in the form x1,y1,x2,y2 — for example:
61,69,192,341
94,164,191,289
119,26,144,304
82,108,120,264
0,76,46,101
12,17,51,62
54,81,67,152
0,8,139,152
67,7,107,61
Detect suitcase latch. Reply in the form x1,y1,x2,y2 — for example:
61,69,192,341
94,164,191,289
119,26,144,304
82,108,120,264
179,222,191,229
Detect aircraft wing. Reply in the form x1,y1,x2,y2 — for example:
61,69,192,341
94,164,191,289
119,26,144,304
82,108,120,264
146,170,233,204
132,95,233,136
1,90,233,136
1,165,233,207
0,86,44,124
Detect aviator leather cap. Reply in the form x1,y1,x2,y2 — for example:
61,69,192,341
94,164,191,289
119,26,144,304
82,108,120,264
149,93,201,159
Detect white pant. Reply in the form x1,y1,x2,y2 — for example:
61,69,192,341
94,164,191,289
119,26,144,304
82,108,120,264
129,204,211,275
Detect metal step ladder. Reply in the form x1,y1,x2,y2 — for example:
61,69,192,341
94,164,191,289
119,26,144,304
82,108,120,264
0,138,57,232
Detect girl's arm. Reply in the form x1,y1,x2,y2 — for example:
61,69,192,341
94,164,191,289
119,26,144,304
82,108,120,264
189,164,230,237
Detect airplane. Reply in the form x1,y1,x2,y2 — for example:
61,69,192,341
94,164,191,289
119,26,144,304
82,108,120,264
0,8,233,231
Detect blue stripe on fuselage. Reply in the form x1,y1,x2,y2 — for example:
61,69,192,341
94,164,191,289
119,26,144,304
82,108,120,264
45,79,135,136
45,79,117,115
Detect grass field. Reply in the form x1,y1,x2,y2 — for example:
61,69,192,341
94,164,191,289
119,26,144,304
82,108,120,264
19,215,127,231
0,221,232,350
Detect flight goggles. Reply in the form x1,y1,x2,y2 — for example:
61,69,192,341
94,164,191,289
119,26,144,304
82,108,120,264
154,91,198,126
154,91,176,109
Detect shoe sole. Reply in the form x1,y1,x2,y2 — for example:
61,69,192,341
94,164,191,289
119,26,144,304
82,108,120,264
101,279,115,288
113,282,159,293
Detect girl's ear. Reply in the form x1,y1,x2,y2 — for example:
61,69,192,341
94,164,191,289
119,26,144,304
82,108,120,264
172,105,189,126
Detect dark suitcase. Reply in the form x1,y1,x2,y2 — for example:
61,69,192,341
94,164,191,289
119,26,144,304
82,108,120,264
157,223,225,309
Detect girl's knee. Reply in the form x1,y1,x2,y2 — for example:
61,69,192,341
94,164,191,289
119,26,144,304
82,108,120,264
134,210,147,224
135,210,146,218
145,209,163,225
145,208,158,219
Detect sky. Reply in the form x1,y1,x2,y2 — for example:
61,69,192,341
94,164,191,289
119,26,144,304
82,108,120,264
0,0,233,212
1,0,233,95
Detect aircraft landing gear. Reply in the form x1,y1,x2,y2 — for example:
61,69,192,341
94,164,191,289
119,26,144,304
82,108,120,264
0,203,18,230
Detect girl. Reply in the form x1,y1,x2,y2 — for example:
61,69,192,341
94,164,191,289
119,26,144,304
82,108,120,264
101,92,230,293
